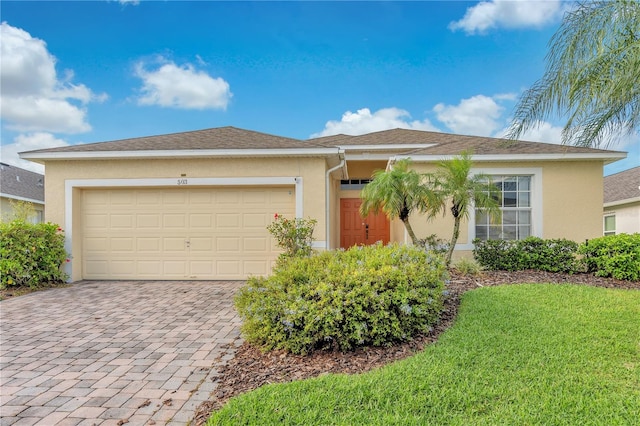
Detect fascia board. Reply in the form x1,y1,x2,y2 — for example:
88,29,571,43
394,152,627,163
0,193,45,205
604,197,640,208
20,148,341,161
338,144,436,151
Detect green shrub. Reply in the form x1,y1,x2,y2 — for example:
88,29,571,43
452,257,483,276
579,234,640,281
0,220,68,288
235,243,447,355
266,214,317,263
473,237,579,273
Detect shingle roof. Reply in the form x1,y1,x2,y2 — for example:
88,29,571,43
24,126,325,153
0,163,45,203
21,126,624,161
604,166,640,204
311,128,620,155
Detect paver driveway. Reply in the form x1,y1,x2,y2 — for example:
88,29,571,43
0,281,244,426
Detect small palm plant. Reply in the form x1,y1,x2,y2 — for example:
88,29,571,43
431,151,501,266
360,159,440,246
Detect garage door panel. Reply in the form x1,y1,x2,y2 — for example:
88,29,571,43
84,237,108,252
137,214,161,228
162,237,187,252
110,238,134,252
189,214,213,228
85,214,108,229
243,237,267,252
137,238,161,252
244,260,270,276
163,213,187,228
163,192,188,205
216,237,240,252
216,214,240,229
111,214,134,229
82,187,295,280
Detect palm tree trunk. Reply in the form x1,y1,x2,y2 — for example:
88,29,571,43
402,217,419,246
446,216,461,267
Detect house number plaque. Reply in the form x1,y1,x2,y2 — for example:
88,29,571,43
177,178,188,185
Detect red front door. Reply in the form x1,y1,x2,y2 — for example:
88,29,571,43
340,198,390,248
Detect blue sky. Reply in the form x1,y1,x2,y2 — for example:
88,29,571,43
1,0,638,175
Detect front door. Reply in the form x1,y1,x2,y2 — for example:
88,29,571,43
340,198,390,248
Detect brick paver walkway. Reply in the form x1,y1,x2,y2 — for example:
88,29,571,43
0,281,244,425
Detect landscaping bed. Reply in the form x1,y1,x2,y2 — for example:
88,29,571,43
194,270,638,424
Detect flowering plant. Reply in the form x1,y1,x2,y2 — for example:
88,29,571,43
267,213,317,261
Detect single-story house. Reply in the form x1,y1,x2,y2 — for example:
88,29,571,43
603,166,640,235
0,162,45,223
20,126,625,282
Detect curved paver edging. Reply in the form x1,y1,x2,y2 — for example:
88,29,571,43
0,281,244,426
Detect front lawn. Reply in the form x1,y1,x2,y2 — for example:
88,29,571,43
208,284,640,425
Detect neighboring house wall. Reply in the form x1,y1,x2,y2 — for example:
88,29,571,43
603,166,640,235
604,202,640,235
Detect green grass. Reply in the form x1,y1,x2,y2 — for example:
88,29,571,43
208,284,640,425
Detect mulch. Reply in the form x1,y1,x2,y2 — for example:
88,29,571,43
193,271,638,425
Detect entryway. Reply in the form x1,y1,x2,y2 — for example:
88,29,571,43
339,198,390,248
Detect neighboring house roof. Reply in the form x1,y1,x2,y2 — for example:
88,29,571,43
20,126,626,165
604,166,640,205
0,163,45,204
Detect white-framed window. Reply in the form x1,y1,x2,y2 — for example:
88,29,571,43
603,214,616,236
475,175,532,241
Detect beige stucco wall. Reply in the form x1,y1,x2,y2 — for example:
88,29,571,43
406,160,606,249
604,201,640,235
334,159,607,253
44,157,329,280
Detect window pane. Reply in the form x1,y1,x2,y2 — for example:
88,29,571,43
518,192,530,207
489,226,502,239
503,210,517,225
518,210,531,225
604,216,615,232
503,226,517,240
519,225,531,239
475,226,487,240
476,211,488,225
504,178,517,191
518,176,530,190
504,192,517,207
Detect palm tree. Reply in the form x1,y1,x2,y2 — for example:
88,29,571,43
360,159,438,246
432,152,501,266
507,0,640,148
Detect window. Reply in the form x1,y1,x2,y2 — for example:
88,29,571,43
340,179,371,190
604,214,616,236
475,175,532,241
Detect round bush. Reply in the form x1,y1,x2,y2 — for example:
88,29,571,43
235,243,448,355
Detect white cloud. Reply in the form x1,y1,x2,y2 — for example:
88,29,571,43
1,132,69,174
433,95,504,136
0,22,106,134
449,0,563,35
311,107,439,138
119,0,140,5
134,59,232,110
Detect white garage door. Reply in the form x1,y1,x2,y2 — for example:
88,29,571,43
81,187,295,280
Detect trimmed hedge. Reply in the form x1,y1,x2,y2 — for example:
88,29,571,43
473,237,579,273
0,220,68,288
579,234,640,281
235,243,447,355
